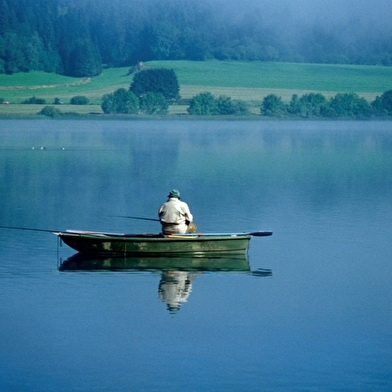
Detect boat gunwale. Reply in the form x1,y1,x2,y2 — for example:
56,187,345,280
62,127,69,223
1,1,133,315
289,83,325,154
56,231,252,242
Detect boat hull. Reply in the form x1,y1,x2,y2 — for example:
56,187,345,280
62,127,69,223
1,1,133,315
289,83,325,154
56,231,251,257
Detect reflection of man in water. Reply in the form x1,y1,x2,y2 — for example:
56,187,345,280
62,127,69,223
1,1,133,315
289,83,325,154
158,271,196,313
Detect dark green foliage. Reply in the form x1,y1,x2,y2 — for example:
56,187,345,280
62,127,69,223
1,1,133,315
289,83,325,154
216,95,234,115
259,91,392,118
66,39,102,77
70,96,89,105
1,0,392,76
380,90,392,115
231,100,251,115
139,92,168,114
130,68,180,101
288,93,329,117
101,88,139,114
2,0,392,77
188,92,249,115
39,105,61,117
187,92,218,115
370,90,392,116
371,96,387,116
261,94,286,116
216,95,250,115
22,96,46,104
329,93,372,118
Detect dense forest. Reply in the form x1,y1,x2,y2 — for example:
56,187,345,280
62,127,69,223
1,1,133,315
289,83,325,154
1,0,392,77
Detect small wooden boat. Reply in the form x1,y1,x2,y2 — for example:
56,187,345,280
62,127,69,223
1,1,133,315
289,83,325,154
55,229,272,257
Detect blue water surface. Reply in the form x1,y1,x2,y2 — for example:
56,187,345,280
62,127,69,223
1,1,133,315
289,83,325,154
0,120,391,391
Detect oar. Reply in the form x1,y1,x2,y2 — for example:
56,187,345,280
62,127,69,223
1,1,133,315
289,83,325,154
173,231,273,237
0,225,58,233
247,231,273,237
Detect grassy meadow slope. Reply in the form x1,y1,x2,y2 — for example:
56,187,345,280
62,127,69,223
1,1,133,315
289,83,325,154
153,61,392,101
0,61,391,116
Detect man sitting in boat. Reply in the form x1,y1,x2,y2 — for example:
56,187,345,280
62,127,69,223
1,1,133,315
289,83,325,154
158,189,194,235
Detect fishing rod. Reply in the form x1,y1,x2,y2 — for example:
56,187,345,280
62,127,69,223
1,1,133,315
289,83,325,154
115,215,159,222
0,216,160,233
117,215,198,233
0,225,59,233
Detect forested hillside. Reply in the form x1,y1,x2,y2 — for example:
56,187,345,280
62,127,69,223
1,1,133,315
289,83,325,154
1,0,392,77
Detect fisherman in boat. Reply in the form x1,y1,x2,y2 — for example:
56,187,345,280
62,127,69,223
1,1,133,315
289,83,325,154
158,189,194,234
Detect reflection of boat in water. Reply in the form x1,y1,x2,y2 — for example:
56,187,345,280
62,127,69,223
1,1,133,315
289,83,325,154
59,252,251,272
59,253,271,313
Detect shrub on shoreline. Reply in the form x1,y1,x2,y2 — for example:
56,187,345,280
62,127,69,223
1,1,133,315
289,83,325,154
22,96,46,104
39,106,61,117
259,89,392,119
70,96,89,105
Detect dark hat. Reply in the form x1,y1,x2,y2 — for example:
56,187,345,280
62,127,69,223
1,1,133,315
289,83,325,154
168,189,180,198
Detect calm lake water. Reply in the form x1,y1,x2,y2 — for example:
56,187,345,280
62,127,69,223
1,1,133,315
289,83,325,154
0,119,391,391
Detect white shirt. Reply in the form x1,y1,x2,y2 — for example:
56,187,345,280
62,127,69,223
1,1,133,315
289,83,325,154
158,197,193,225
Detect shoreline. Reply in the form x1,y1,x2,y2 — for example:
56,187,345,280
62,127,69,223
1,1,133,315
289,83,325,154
0,113,391,121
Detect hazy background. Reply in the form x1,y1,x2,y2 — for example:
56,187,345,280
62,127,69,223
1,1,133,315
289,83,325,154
1,0,392,77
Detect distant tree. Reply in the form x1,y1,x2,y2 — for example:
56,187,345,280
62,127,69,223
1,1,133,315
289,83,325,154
371,96,387,116
70,95,89,105
0,1,11,36
69,39,102,77
101,88,139,114
139,92,168,114
57,6,102,77
144,21,182,60
187,92,218,115
216,95,250,115
39,106,61,117
3,32,25,74
380,89,392,115
22,96,46,104
261,94,286,116
130,68,180,101
23,32,43,71
231,99,250,115
329,93,372,118
216,95,234,115
288,93,329,117
187,93,250,116
288,94,300,115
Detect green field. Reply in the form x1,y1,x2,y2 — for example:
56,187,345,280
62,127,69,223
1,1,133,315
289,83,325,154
1,61,391,116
